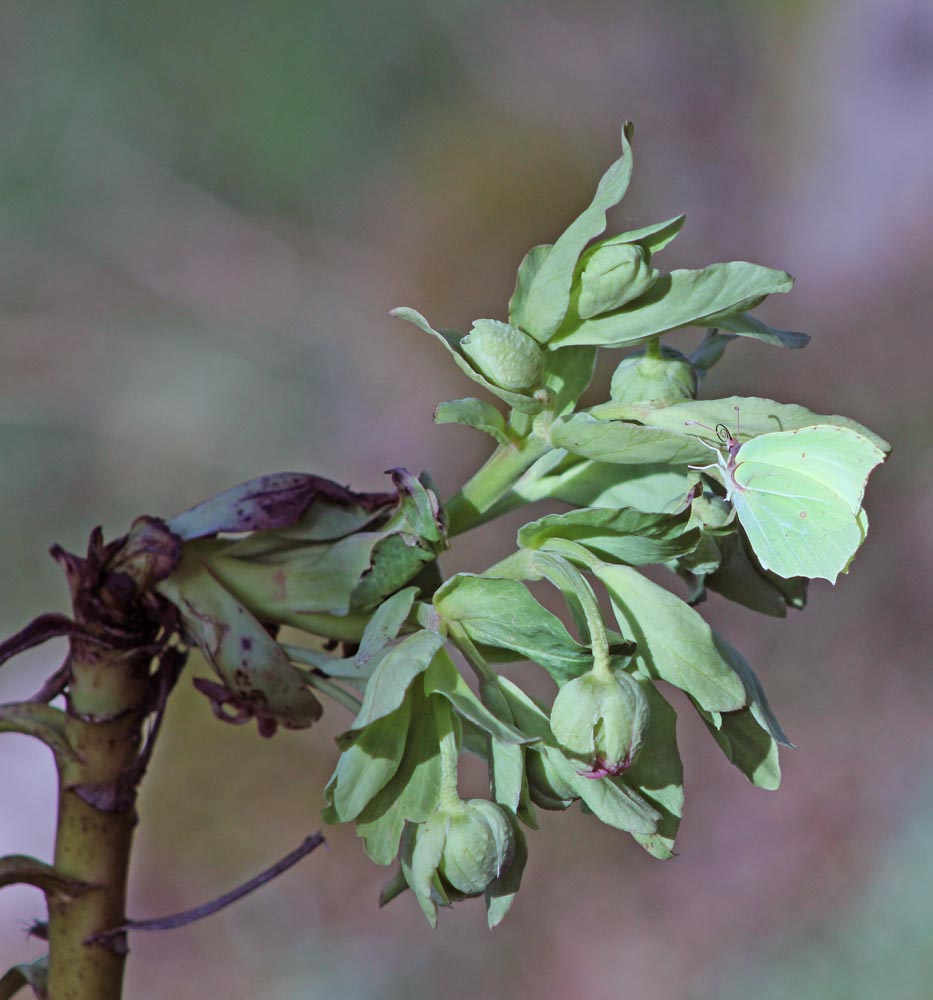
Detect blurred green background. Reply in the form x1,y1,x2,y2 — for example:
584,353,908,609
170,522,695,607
2,1,931,997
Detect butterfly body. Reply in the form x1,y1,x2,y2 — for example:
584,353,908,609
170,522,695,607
708,424,885,584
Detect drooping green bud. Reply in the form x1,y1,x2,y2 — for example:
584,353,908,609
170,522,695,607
460,319,544,393
400,798,517,926
578,242,659,318
609,344,697,405
438,799,515,895
549,670,650,777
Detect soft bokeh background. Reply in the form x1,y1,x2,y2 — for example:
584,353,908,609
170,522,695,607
2,1,931,997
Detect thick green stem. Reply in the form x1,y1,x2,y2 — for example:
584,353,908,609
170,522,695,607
642,335,663,360
47,637,150,1000
444,436,551,537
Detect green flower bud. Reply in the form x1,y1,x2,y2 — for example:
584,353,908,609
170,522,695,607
578,243,660,318
461,319,544,393
549,670,650,777
438,799,515,896
609,345,697,405
400,798,517,925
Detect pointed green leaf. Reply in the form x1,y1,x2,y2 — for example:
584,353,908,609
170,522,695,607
434,398,510,444
378,866,409,908
595,564,745,712
330,694,413,822
625,681,683,859
518,505,698,566
485,812,528,928
689,329,736,376
568,768,660,835
712,632,792,748
409,813,450,928
542,344,598,416
354,687,446,865
509,244,552,328
513,123,635,342
424,649,530,746
550,412,713,465
514,455,695,513
604,396,890,452
716,311,809,349
434,574,593,684
479,680,538,822
355,587,418,668
348,534,437,612
551,262,793,348
344,630,446,737
496,682,576,810
457,715,492,762
488,737,525,814
704,532,808,617
697,703,782,790
608,213,686,254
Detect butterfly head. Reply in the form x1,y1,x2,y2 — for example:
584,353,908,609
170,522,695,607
716,423,741,462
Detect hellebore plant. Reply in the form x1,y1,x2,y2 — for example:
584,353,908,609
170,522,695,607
0,123,888,999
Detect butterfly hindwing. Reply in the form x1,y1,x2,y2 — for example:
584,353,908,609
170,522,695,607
729,462,864,583
708,422,885,583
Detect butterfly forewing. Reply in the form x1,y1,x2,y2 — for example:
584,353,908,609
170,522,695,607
729,464,864,582
736,425,884,514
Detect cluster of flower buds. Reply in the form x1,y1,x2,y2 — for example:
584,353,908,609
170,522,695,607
138,123,885,930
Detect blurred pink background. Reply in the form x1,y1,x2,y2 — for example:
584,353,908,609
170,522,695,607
2,1,931,997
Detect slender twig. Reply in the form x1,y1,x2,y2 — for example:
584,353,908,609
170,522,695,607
28,655,71,704
128,644,187,785
86,833,325,945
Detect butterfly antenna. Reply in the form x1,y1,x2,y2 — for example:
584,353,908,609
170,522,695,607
685,419,717,433
685,419,726,455
734,405,741,438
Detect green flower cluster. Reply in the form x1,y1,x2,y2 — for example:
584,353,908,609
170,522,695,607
156,124,887,926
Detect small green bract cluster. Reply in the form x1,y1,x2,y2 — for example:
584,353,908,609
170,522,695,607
163,125,888,927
